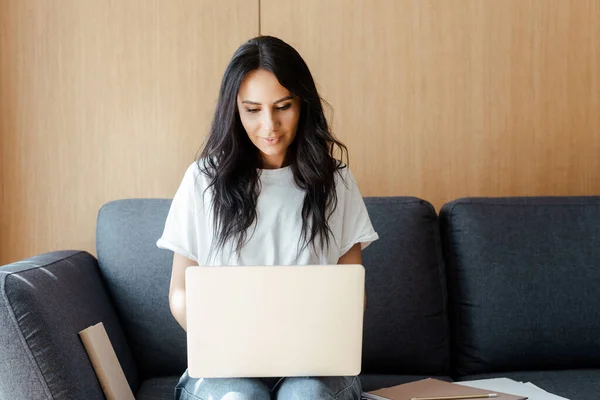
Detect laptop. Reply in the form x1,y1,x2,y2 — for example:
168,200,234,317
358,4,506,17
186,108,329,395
185,264,365,378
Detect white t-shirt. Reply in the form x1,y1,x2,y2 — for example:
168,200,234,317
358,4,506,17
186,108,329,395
156,161,379,266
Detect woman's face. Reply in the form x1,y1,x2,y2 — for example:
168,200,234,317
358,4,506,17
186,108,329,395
237,69,300,169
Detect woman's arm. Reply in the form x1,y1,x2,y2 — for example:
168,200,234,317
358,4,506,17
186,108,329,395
169,253,198,331
337,243,366,310
337,243,362,265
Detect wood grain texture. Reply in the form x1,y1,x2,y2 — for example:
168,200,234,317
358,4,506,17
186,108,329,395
261,0,600,207
0,0,258,264
2,1,600,264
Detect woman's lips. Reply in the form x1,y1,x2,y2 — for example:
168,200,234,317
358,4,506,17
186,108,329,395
261,137,280,145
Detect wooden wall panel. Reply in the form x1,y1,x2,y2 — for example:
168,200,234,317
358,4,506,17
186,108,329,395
0,1,258,264
261,0,600,207
2,1,600,265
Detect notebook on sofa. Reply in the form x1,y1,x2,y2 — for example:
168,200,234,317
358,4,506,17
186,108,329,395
362,378,527,400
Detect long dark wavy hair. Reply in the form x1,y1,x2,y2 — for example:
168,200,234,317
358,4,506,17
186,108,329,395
198,35,348,257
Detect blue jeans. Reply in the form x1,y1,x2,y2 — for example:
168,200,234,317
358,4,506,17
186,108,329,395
174,370,362,400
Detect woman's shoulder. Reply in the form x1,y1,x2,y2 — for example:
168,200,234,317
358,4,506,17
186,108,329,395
181,159,213,188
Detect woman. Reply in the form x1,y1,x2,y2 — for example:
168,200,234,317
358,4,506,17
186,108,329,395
157,35,378,400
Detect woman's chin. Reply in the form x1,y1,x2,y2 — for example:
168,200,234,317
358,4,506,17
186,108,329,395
258,145,287,157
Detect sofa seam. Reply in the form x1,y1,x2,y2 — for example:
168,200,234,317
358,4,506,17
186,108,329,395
438,210,461,377
430,211,451,374
3,251,89,276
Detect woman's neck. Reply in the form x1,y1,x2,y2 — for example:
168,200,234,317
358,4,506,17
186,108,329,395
260,154,288,169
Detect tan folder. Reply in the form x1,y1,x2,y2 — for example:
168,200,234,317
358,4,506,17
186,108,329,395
79,322,135,400
368,378,527,400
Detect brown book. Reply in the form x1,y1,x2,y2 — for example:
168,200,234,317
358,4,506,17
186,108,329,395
79,322,135,400
365,378,527,400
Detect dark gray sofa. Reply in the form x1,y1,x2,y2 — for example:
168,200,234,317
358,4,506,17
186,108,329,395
1,196,598,399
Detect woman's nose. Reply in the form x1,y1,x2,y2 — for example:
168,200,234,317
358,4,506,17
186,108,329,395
262,112,278,133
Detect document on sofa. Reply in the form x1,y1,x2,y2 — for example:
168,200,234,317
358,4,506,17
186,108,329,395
363,378,526,400
456,378,570,400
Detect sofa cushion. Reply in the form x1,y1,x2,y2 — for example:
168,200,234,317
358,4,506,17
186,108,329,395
362,197,449,375
440,197,600,376
459,369,600,400
97,199,186,379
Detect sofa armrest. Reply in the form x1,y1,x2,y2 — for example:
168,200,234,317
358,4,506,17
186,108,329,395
0,251,139,400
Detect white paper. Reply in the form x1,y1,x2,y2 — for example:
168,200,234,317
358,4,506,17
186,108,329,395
455,378,570,400
524,382,549,392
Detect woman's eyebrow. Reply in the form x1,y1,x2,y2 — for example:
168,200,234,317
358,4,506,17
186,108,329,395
241,95,294,106
273,95,293,104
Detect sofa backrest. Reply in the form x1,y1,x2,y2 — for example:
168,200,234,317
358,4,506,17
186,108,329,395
97,199,186,380
440,197,600,376
362,197,449,375
96,197,450,379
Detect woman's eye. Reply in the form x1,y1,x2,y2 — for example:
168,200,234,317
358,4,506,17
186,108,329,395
246,108,260,113
276,104,292,111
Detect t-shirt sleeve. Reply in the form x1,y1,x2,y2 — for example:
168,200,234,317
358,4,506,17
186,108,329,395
156,163,201,262
339,168,379,255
